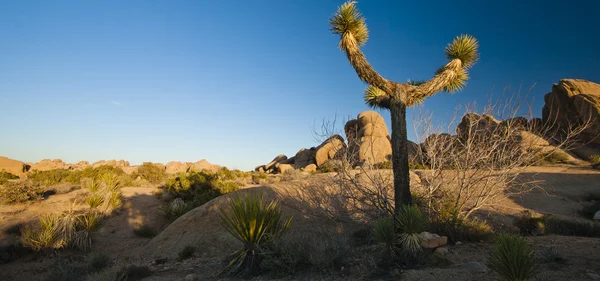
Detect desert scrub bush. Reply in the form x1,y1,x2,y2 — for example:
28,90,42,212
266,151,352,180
100,172,121,191
161,198,191,220
0,239,28,264
373,160,393,169
87,253,110,272
514,211,600,237
46,258,87,281
133,225,157,238
220,192,292,276
163,170,239,206
537,150,570,165
251,172,268,184
487,234,539,281
133,163,166,184
514,211,546,236
281,168,303,181
28,169,72,186
261,228,350,275
0,181,44,204
0,169,19,184
178,245,196,261
589,154,600,164
539,246,566,263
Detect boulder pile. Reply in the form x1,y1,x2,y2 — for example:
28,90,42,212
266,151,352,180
256,111,396,173
542,79,600,160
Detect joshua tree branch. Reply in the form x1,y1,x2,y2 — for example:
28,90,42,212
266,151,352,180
409,59,463,105
340,32,396,94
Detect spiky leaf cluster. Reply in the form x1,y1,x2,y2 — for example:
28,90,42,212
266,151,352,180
220,192,292,276
329,1,369,46
487,234,539,281
364,86,389,109
445,34,479,69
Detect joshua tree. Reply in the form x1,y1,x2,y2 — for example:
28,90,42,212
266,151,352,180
329,1,479,210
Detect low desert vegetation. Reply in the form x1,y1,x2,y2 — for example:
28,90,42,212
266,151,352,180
514,211,600,238
133,162,166,184
487,234,539,281
0,169,19,184
133,225,157,238
177,245,196,261
220,192,292,277
537,150,570,165
0,181,45,204
159,168,244,219
588,154,600,164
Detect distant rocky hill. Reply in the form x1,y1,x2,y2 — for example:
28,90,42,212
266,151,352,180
257,78,600,173
0,157,222,177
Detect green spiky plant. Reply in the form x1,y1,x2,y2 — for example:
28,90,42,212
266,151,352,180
487,234,539,281
220,192,292,277
330,2,479,214
395,204,426,256
86,193,105,209
101,172,121,192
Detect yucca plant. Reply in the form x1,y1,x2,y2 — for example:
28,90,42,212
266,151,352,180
108,190,123,210
84,178,102,193
395,204,426,256
86,193,105,209
78,211,104,232
71,230,92,251
220,192,292,276
373,217,395,249
161,198,190,220
487,234,539,281
21,213,73,251
101,173,121,192
329,1,479,208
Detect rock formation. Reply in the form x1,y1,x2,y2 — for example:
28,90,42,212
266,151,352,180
293,148,316,169
92,160,130,168
314,135,346,167
352,111,392,166
542,79,600,160
30,159,70,171
0,156,27,177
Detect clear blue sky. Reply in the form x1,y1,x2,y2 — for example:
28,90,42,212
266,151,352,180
1,0,599,170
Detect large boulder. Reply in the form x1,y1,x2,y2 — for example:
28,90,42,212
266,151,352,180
344,111,392,166
265,154,288,172
72,161,90,170
456,113,500,141
189,160,221,173
293,148,316,169
92,160,130,168
0,156,27,177
542,79,600,160
30,159,70,171
314,135,346,167
166,161,192,174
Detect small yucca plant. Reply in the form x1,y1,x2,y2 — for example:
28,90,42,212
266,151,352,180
101,173,121,192
487,234,539,281
395,204,426,256
108,190,123,209
220,192,292,276
86,193,105,209
373,217,395,249
78,211,104,232
84,178,102,193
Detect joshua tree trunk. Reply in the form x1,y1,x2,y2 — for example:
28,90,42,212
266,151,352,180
390,101,412,209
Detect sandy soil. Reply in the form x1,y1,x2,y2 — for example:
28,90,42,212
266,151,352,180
0,166,599,281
